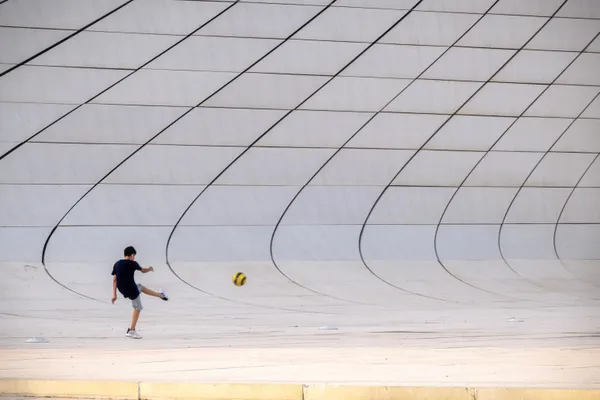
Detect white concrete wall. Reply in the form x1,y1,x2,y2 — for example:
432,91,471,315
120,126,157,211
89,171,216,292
1,0,599,268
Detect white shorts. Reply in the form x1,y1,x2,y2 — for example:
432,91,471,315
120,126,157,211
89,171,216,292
131,283,143,311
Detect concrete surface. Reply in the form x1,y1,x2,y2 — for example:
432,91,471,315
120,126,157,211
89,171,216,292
1,0,599,398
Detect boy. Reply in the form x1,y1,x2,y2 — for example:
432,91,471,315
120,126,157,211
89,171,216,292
111,246,168,339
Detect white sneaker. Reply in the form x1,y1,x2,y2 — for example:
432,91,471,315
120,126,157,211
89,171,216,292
159,289,168,301
126,328,142,339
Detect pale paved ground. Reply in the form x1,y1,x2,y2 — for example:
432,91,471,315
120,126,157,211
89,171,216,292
1,262,599,388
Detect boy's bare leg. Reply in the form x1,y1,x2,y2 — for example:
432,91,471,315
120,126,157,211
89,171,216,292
140,285,163,298
130,309,140,331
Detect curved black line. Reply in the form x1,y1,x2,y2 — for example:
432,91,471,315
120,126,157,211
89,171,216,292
40,1,349,314
498,94,600,284
166,0,430,307
38,1,243,303
347,0,504,303
0,0,134,79
552,153,600,289
270,0,510,303
0,0,235,162
495,31,600,292
361,0,573,305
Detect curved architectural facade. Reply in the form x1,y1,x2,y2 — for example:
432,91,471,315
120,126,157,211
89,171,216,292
0,0,599,309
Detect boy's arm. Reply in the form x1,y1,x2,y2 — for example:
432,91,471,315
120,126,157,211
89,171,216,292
140,266,154,273
111,275,117,303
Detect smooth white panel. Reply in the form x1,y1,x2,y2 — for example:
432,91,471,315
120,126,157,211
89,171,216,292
556,54,600,86
333,0,414,8
417,0,496,13
560,188,600,223
169,226,271,262
342,44,445,79
362,224,436,260
0,185,91,226
46,226,170,263
0,103,75,143
204,73,328,109
425,116,515,151
490,0,564,16
385,80,482,113
437,225,501,260
258,110,372,148
525,19,600,51
393,150,484,186
492,117,573,151
104,145,242,184
464,152,543,187
294,7,406,42
460,83,546,116
216,147,334,185
423,48,514,81
381,12,479,46
273,225,360,261
147,36,279,72
457,15,546,49
0,143,136,184
282,186,382,225
500,224,556,260
553,119,600,152
301,77,411,112
556,224,600,260
199,3,322,38
368,187,455,225
348,113,446,149
93,70,236,107
180,186,298,226
0,0,125,29
91,0,229,34
494,51,578,84
524,85,600,118
442,187,518,224
251,40,366,75
557,0,600,18
0,227,51,262
362,225,435,262
505,188,571,223
0,27,70,63
0,66,127,104
155,108,285,146
310,149,413,186
35,104,186,144
526,153,597,187
33,31,180,69
580,157,600,187
61,185,202,226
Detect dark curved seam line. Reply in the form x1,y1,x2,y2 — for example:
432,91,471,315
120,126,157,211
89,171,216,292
38,1,243,306
432,0,579,305
350,0,503,304
264,1,437,307
495,32,600,295
167,1,430,308
0,0,134,79
552,154,600,289
0,0,234,162
42,1,343,315
165,0,389,308
362,0,571,305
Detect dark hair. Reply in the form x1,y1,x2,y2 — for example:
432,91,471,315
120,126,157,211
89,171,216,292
124,246,136,257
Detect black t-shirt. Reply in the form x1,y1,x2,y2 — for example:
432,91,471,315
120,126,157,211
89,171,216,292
111,259,142,299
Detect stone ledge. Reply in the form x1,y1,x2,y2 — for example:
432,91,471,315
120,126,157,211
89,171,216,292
2,380,600,400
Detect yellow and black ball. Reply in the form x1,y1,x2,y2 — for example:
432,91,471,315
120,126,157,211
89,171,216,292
232,272,246,286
